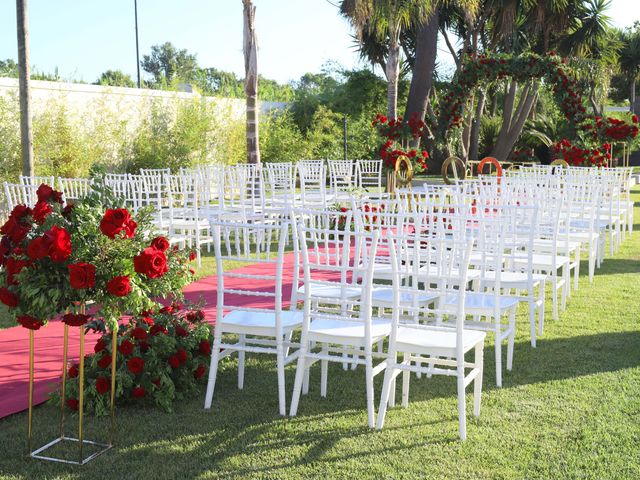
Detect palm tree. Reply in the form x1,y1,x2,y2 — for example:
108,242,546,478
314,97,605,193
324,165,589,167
341,0,433,119
16,0,34,176
243,0,260,164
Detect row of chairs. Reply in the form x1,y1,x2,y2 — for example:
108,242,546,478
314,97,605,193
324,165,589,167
202,166,634,440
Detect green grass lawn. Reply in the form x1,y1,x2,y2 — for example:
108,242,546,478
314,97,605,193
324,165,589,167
0,188,639,479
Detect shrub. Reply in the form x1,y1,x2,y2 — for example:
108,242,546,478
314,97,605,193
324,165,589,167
260,110,309,163
59,305,212,414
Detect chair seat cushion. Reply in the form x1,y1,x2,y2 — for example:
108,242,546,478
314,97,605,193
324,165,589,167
395,326,485,355
308,317,391,343
297,283,362,300
444,292,519,311
221,310,303,333
371,287,438,306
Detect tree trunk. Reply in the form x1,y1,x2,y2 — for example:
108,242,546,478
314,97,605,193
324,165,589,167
385,35,400,119
491,81,539,161
404,9,439,131
243,0,260,164
631,79,637,114
469,90,486,160
16,0,34,176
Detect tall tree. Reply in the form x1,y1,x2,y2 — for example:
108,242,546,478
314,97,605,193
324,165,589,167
95,69,136,88
341,0,433,119
619,24,640,114
243,0,260,164
16,0,33,176
140,42,199,86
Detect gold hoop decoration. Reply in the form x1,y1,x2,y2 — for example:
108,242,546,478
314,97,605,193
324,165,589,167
550,159,569,167
441,156,466,185
477,156,503,177
394,155,413,188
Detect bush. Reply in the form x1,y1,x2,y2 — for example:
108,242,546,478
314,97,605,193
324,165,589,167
260,110,309,163
59,305,212,414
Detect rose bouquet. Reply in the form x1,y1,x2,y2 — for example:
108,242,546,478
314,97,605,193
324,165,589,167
372,113,429,173
59,303,211,414
0,183,195,331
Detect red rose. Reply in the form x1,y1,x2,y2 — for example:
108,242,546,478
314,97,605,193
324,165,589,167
118,339,134,356
127,356,145,375
62,313,91,327
16,315,44,330
199,340,211,356
94,338,107,353
27,237,48,260
68,263,96,289
131,327,148,341
66,398,79,410
177,348,187,363
0,287,19,308
175,325,189,337
68,364,79,378
43,225,72,262
62,203,74,219
2,218,31,244
132,386,145,399
139,341,150,353
168,355,180,369
133,247,168,279
36,184,54,202
124,219,137,238
141,316,154,326
9,204,31,221
151,236,170,252
97,354,112,369
106,276,131,297
31,201,52,224
159,305,173,314
152,378,161,387
150,324,168,336
95,376,110,395
99,208,133,239
632,114,639,124
194,364,206,379
189,251,197,261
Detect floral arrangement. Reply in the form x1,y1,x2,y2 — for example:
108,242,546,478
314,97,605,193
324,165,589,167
0,184,195,331
438,52,639,165
58,303,211,414
372,113,429,173
552,139,612,167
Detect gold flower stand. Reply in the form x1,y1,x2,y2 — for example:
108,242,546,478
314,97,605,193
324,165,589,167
27,313,117,465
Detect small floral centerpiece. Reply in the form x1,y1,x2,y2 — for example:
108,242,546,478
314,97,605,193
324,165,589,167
372,113,429,174
60,303,211,414
0,184,195,331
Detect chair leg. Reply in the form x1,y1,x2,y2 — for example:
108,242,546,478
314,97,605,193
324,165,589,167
402,353,411,408
284,331,293,357
302,365,310,395
495,322,502,388
365,352,375,428
375,364,395,429
204,329,222,409
551,276,559,321
529,297,536,348
276,342,286,416
573,249,581,291
457,371,467,441
289,348,308,417
473,342,484,417
561,266,569,311
320,345,328,398
538,281,546,337
238,334,246,389
507,309,515,371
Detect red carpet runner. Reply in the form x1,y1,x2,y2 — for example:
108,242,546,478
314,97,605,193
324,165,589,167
0,252,300,419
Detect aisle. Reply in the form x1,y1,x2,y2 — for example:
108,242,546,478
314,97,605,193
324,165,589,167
0,252,300,419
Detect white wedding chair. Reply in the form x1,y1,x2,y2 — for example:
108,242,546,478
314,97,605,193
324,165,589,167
289,222,390,427
296,160,328,207
3,182,38,210
204,219,302,416
376,231,485,441
355,159,383,192
57,177,93,202
328,159,356,201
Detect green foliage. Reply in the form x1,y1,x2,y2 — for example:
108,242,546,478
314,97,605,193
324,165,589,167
260,111,309,163
478,116,502,158
58,306,211,415
0,95,21,182
141,42,199,87
0,58,18,77
96,70,136,88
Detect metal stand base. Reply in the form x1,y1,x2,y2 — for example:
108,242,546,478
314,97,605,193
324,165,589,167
31,436,112,465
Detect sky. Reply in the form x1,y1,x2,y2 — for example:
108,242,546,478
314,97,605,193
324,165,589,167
0,0,639,85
